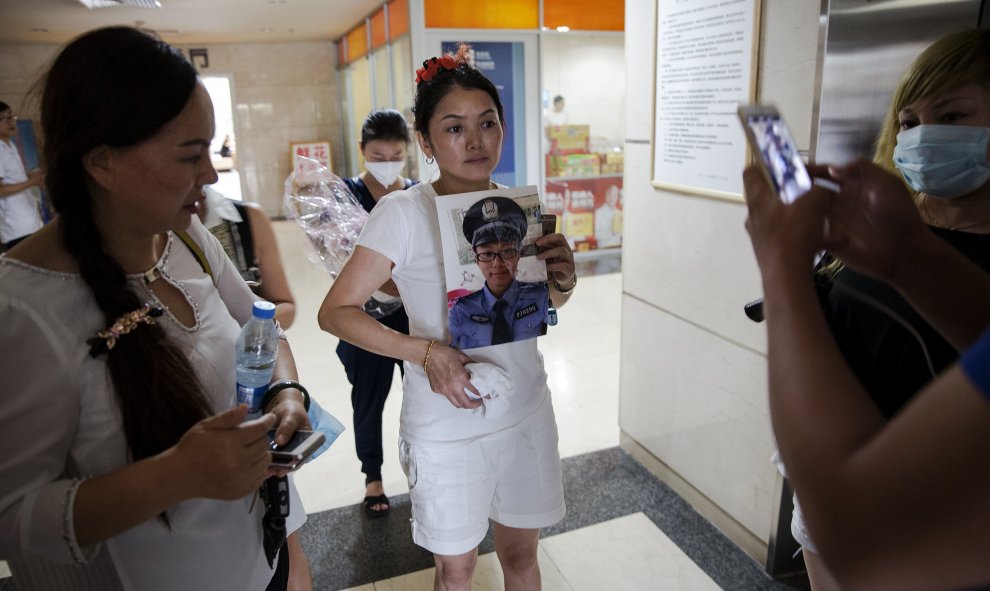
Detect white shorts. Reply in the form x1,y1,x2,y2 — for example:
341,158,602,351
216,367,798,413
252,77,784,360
398,400,566,556
770,450,817,553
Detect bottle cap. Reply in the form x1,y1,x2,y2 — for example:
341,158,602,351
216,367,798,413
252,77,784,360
252,301,277,319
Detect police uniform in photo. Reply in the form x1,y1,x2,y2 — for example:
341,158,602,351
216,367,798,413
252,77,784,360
450,197,548,350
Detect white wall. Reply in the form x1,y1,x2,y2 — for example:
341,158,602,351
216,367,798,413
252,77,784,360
0,40,340,218
619,0,821,561
541,32,626,147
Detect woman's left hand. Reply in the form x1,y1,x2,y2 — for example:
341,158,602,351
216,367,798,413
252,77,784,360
267,391,310,447
536,232,576,288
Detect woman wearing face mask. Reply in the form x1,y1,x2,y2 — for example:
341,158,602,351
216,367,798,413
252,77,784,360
337,108,417,517
787,28,990,591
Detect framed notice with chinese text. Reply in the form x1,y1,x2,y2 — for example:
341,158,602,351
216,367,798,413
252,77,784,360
652,0,760,201
291,141,332,171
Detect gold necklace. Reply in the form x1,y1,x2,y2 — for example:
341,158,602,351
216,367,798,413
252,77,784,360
920,194,990,231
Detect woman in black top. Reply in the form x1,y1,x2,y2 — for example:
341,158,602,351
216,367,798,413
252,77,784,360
796,28,990,591
338,109,417,517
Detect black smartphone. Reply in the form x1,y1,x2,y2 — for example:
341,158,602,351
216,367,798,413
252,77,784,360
737,104,813,204
268,429,325,470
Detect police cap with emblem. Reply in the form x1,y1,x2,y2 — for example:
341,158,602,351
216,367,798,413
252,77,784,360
462,197,528,249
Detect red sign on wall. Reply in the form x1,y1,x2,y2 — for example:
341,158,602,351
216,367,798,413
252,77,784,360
544,175,623,251
291,141,332,170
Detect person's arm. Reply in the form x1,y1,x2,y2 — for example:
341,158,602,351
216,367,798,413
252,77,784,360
0,169,43,199
0,297,276,562
825,160,990,349
743,166,990,589
536,232,577,307
244,204,296,329
318,245,481,408
196,216,307,445
73,407,276,546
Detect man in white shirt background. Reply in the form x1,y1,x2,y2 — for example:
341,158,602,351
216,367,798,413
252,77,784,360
0,100,44,250
545,95,568,127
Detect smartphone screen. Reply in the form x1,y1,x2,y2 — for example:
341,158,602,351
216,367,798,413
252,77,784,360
738,106,813,204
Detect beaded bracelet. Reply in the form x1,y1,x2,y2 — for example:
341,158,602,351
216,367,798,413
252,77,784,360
423,339,438,372
262,379,311,412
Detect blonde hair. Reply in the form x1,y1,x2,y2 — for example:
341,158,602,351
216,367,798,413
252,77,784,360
873,29,990,172
823,30,990,279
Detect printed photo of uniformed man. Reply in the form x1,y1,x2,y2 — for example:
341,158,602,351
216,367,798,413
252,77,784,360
434,186,549,350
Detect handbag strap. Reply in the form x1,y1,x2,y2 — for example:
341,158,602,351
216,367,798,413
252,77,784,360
174,230,216,285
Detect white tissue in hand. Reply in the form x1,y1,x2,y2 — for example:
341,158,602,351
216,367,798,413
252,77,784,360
463,363,514,420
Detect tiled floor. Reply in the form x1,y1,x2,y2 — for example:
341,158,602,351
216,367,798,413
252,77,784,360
0,222,799,590
277,220,625,516
342,514,723,591
271,221,792,590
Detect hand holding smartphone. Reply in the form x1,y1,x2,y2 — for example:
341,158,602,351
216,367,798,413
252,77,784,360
737,104,813,204
268,429,325,471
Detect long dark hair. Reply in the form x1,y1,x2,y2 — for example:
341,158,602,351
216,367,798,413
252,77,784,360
412,46,505,140
41,27,213,475
361,108,411,145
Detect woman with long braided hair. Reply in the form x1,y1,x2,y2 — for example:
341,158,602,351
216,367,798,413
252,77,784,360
0,26,310,591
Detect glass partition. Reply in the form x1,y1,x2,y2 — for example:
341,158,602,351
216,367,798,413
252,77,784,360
343,58,372,177
541,32,625,250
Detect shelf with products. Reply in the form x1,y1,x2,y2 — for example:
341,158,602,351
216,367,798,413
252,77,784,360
542,125,625,251
543,174,624,253
545,125,624,178
547,173,623,182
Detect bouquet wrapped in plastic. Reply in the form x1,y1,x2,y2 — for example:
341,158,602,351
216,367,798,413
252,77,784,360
284,156,402,319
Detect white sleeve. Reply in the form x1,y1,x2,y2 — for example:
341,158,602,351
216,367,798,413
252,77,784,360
0,295,98,564
356,193,413,271
186,216,259,327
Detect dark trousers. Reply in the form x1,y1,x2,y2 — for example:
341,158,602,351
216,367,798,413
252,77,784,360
336,307,409,483
265,541,290,591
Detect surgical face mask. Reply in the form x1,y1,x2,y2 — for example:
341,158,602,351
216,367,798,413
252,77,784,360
893,124,990,199
365,160,404,187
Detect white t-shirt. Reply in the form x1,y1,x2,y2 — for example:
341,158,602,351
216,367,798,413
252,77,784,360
357,181,549,444
0,138,43,243
0,218,304,591
545,109,568,127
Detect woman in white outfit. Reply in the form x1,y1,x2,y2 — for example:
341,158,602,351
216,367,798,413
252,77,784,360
319,48,578,590
0,26,310,591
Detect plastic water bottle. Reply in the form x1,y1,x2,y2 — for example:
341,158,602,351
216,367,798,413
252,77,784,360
236,301,279,420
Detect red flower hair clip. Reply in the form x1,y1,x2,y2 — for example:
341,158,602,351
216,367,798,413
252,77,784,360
415,55,459,85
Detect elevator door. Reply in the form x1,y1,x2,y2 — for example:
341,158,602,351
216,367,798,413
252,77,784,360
813,0,985,165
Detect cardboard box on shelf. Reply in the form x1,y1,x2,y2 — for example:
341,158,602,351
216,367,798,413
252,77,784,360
600,151,624,174
547,124,590,155
547,153,600,178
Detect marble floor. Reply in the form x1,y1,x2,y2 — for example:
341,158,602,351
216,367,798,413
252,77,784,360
270,221,794,590
0,222,801,590
278,220,625,517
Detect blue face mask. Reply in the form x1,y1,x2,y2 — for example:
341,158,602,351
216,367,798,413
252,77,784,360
893,124,990,199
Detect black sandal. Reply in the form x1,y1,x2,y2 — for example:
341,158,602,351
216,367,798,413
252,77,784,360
363,494,390,518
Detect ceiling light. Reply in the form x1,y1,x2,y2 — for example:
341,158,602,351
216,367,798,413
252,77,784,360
79,0,161,8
